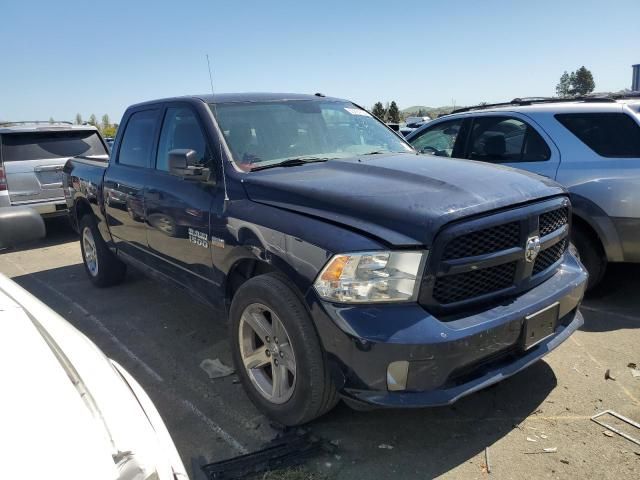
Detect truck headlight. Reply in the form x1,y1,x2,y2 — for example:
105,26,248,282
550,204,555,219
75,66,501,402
314,251,427,303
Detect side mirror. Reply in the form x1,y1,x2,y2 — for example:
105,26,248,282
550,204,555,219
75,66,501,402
168,149,214,182
0,207,46,249
168,149,198,176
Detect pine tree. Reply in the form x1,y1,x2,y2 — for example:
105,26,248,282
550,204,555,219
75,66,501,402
372,102,386,120
387,101,400,123
75,113,83,125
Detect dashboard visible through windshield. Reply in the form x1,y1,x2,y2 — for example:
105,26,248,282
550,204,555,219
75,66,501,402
210,100,413,171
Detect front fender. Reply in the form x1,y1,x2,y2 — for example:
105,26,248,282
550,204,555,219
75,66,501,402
570,192,623,262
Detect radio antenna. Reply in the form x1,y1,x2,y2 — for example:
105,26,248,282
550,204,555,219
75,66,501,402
206,54,229,201
206,54,215,96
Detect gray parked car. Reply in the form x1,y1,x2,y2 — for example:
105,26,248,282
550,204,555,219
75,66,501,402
0,121,108,217
406,96,640,289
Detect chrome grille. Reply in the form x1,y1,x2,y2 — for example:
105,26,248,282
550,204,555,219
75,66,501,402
421,198,571,311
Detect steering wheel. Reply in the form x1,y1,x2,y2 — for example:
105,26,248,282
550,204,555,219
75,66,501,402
420,146,438,154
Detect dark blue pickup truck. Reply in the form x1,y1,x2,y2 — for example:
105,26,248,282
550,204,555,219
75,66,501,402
63,93,588,425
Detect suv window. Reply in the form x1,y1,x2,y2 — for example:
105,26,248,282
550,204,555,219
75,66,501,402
156,107,208,171
410,119,464,157
1,131,106,162
468,116,550,163
556,113,640,158
118,110,159,168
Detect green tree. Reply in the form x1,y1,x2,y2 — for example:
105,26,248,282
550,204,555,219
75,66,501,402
372,102,386,120
570,66,595,96
75,113,83,125
387,101,400,123
88,114,97,126
556,71,571,97
101,114,110,130
49,117,54,124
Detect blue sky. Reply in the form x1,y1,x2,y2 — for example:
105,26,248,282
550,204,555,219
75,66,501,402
2,0,638,123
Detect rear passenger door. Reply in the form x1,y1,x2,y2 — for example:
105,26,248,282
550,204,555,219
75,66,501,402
144,103,220,298
104,108,160,258
464,114,560,179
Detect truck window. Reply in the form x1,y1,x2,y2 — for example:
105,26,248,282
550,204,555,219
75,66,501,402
156,107,208,171
1,131,106,162
410,119,463,157
555,113,640,158
468,116,550,163
118,110,159,168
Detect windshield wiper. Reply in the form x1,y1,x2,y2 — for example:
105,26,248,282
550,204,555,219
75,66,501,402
250,157,332,172
361,150,390,155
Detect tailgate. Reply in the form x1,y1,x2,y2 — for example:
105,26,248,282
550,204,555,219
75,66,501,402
4,159,67,203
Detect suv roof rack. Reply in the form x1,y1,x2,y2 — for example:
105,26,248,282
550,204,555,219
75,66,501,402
0,120,74,127
449,94,630,115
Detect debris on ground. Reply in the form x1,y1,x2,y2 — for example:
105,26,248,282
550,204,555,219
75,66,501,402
484,447,491,474
524,448,557,455
604,369,616,381
539,434,548,439
201,430,331,480
378,444,394,450
628,363,640,378
526,437,538,442
200,358,235,379
560,459,570,465
591,410,640,447
603,430,614,438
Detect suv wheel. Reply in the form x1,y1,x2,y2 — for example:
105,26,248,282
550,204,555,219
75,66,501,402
80,215,126,287
571,223,606,291
229,273,338,425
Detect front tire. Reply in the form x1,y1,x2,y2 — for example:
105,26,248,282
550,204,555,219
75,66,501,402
79,215,127,287
229,273,338,426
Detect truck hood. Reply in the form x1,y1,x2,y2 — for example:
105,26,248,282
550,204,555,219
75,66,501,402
241,153,566,246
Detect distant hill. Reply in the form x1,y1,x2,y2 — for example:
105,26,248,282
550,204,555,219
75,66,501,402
401,105,464,119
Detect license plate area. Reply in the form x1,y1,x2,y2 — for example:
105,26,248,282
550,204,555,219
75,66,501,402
522,302,559,350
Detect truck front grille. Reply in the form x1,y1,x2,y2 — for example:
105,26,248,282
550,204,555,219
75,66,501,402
533,239,568,275
443,222,520,260
420,198,571,312
433,261,517,304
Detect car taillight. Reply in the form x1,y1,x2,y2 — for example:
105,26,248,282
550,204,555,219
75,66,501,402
0,165,6,191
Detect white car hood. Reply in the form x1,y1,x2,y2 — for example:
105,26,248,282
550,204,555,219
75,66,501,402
0,273,184,480
0,286,118,479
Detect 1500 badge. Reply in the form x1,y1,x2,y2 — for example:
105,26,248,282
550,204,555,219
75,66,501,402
188,228,209,248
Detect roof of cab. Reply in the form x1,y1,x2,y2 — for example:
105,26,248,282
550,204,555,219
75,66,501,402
128,92,348,109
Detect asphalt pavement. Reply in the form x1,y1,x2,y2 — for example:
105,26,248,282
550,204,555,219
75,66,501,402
1,218,638,479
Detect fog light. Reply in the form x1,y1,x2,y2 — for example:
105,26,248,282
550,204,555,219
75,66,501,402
387,361,409,391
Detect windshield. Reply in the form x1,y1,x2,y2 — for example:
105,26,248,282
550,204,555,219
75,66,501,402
210,100,413,170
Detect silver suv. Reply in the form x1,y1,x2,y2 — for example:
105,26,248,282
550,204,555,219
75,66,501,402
406,96,640,289
0,122,108,217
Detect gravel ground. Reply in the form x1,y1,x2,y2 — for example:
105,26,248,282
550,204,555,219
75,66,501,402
1,218,638,479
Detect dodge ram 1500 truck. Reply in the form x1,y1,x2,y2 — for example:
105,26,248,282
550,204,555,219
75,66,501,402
63,93,588,426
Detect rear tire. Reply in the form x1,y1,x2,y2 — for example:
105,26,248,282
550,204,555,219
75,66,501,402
79,215,126,287
571,223,606,291
229,273,338,426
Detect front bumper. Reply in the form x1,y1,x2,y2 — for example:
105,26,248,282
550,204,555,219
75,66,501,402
308,252,587,407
